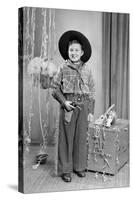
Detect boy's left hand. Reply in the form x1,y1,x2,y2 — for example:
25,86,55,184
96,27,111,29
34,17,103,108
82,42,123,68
88,113,94,122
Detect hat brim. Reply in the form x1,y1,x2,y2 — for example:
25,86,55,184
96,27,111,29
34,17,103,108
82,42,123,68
58,30,92,63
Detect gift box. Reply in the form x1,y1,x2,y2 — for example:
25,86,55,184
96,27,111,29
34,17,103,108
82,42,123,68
86,119,129,175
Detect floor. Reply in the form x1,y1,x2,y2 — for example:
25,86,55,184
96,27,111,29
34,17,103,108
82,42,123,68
23,145,129,194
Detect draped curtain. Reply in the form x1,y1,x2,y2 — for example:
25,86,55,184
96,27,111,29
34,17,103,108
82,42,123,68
23,7,58,145
102,12,129,119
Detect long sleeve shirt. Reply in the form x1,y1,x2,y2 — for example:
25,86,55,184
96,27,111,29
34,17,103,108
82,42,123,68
51,60,95,113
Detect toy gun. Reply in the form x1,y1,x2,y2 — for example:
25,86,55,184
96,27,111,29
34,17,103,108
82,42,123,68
95,104,115,126
71,102,82,110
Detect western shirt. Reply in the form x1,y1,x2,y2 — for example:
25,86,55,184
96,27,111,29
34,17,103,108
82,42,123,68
52,60,95,98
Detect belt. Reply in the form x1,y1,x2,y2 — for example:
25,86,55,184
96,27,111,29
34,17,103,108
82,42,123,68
64,93,90,103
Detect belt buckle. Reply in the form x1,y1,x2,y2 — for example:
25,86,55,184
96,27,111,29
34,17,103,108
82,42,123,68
77,94,81,102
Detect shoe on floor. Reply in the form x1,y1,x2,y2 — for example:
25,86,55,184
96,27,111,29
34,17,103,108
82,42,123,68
73,170,86,177
61,173,72,182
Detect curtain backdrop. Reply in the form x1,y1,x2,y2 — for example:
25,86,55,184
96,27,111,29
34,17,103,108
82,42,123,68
23,7,58,144
102,12,129,119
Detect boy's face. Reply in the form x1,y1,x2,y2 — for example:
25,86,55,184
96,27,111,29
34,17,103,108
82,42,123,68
68,43,84,63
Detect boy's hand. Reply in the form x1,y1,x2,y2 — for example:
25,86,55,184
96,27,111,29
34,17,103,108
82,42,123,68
64,101,75,111
88,113,94,122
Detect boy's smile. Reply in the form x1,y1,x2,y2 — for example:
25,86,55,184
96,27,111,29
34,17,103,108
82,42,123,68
68,43,84,63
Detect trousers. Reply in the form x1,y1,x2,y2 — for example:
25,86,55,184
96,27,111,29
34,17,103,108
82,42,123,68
57,101,88,175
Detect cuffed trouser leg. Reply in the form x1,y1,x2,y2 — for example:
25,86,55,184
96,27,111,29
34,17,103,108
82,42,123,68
73,102,88,171
57,102,88,175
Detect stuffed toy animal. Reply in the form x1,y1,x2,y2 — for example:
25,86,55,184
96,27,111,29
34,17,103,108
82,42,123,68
27,57,58,88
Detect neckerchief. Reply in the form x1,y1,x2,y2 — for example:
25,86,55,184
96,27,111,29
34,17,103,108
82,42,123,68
66,59,85,93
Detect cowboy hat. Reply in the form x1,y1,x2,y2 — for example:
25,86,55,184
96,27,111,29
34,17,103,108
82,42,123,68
58,30,92,63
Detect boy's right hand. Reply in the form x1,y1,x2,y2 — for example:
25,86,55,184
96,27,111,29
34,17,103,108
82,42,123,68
64,101,75,111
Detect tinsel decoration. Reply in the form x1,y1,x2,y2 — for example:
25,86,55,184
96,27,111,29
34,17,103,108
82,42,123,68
87,125,112,182
87,118,124,182
23,7,36,153
87,105,122,182
26,8,58,170
22,8,58,169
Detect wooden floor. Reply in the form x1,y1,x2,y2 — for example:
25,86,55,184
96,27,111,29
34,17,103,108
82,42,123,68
23,145,129,194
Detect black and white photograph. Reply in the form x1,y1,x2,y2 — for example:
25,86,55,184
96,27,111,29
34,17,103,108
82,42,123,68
18,6,129,194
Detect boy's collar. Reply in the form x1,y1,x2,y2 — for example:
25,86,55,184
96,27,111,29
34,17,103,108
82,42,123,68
65,59,84,70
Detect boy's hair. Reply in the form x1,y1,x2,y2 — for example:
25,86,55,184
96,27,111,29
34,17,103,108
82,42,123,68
68,40,83,50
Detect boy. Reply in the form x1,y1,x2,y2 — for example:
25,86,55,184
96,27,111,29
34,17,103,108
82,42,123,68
52,30,95,182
